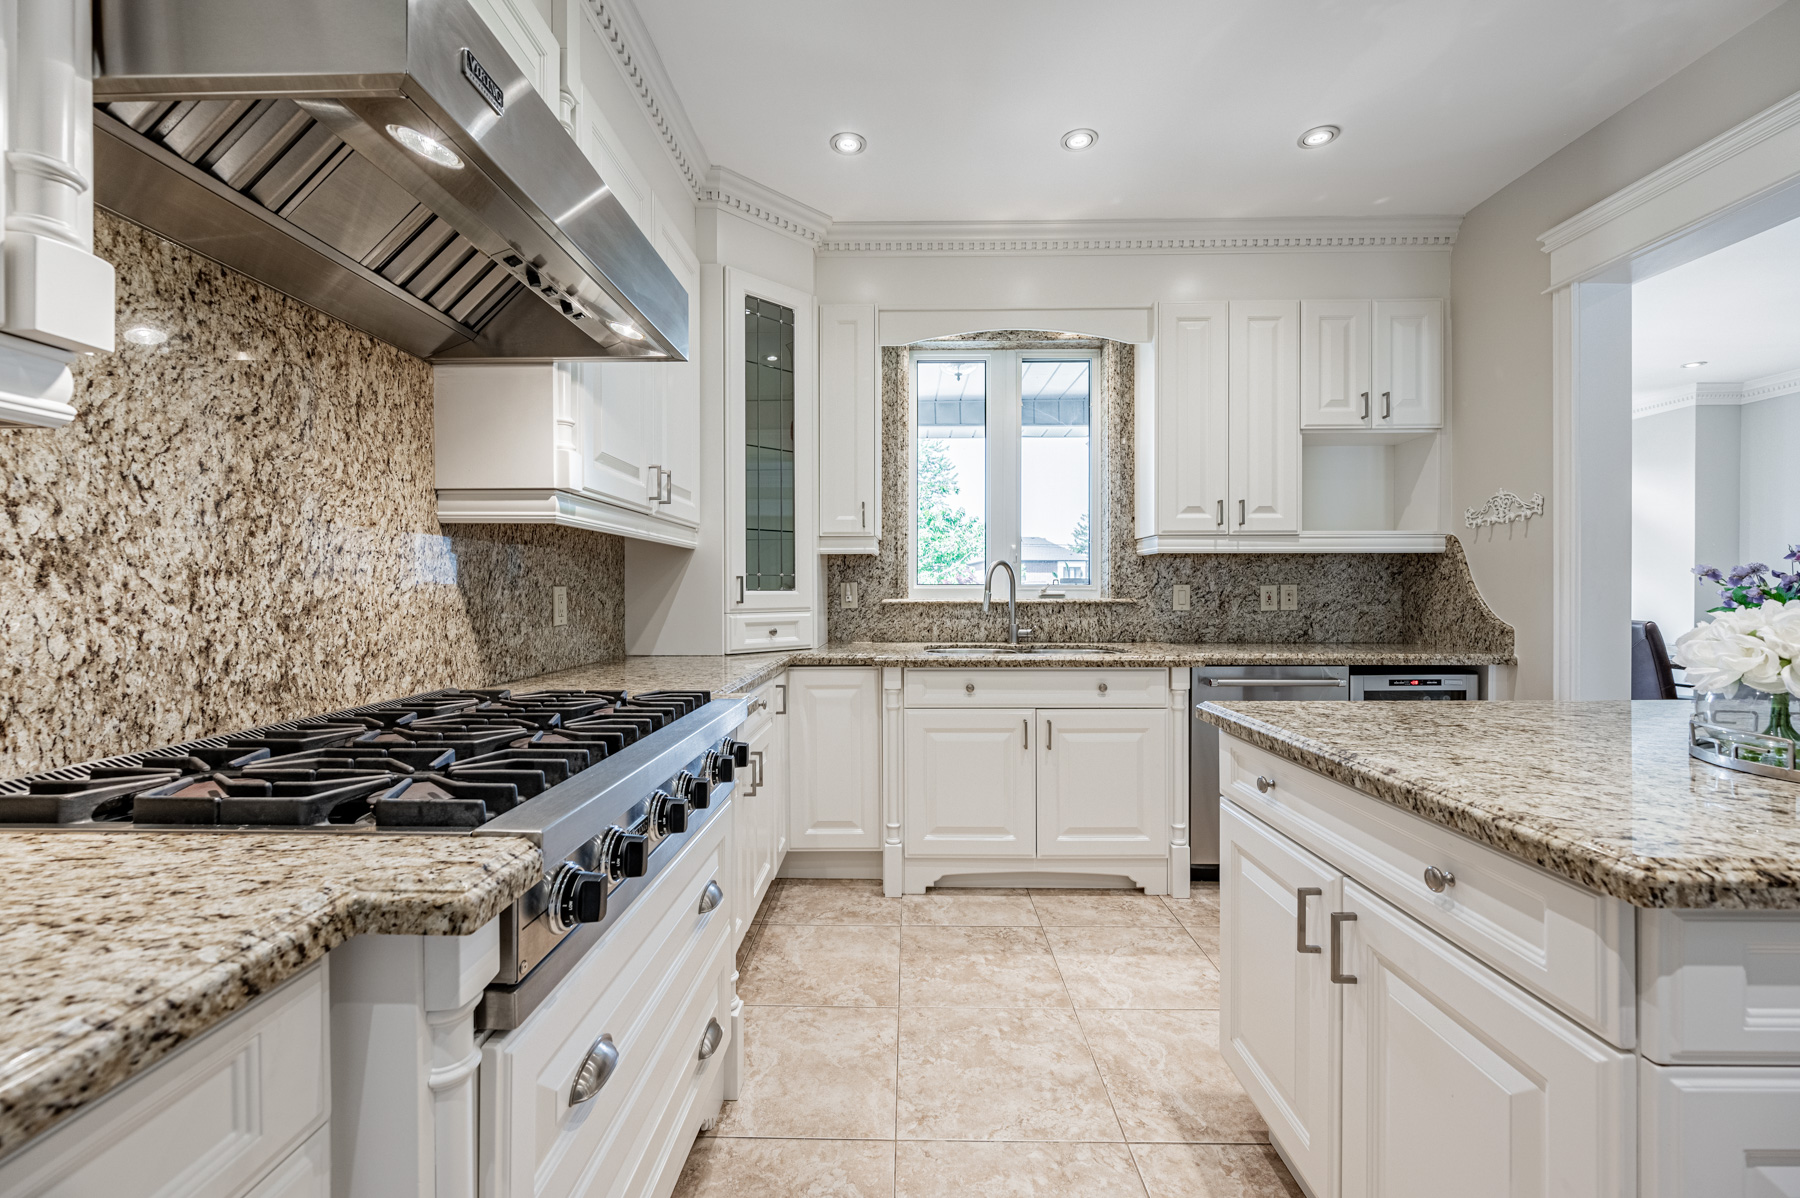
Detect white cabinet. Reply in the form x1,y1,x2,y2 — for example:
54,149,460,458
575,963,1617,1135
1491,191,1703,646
1229,300,1301,535
1036,708,1167,858
817,303,880,552
1219,803,1341,1198
577,360,659,509
649,221,703,528
903,708,1036,858
1301,300,1372,428
734,674,788,940
1339,879,1634,1198
787,667,881,850
1373,300,1444,429
1639,1059,1800,1198
1137,301,1231,541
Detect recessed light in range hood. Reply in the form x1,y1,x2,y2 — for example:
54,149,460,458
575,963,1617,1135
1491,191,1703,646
92,0,687,364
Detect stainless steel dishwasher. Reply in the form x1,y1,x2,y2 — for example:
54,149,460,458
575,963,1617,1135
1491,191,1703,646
1189,664,1350,877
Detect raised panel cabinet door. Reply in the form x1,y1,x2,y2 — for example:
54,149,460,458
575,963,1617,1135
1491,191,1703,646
1339,879,1635,1198
1639,1059,1800,1198
903,708,1036,857
1150,301,1232,538
1229,300,1301,534
1035,708,1168,858
1219,802,1342,1198
816,303,879,543
651,218,702,528
787,668,881,850
744,714,781,915
1301,300,1372,428
577,360,659,510
1373,300,1444,428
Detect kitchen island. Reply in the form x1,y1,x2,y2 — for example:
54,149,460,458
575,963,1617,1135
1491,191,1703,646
1197,698,1800,1198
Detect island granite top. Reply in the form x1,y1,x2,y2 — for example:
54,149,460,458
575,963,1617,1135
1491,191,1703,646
1198,698,1800,910
0,833,542,1158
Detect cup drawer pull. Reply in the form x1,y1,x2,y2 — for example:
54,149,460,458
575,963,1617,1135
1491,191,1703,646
698,878,724,914
697,1017,724,1061
570,1033,619,1104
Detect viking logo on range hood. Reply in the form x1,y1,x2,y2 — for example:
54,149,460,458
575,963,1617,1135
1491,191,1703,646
460,49,506,117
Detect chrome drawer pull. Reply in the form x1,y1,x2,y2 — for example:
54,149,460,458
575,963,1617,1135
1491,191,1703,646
1255,775,1276,793
1296,887,1322,954
1330,912,1358,985
698,879,724,914
1423,866,1456,893
697,1018,724,1061
570,1034,619,1104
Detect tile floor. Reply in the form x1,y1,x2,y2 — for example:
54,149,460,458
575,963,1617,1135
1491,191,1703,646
672,880,1303,1198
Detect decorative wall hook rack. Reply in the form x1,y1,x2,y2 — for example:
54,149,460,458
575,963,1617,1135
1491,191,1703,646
1465,490,1545,530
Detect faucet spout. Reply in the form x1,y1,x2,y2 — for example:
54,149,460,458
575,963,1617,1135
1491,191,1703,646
983,560,1022,645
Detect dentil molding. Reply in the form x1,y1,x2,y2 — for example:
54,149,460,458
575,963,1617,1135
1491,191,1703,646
699,167,832,246
1632,367,1800,418
582,0,711,197
819,216,1460,256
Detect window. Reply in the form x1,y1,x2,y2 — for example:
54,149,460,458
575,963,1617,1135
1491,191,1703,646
912,349,1099,595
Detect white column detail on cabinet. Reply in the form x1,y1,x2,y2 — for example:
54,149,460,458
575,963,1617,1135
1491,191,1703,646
817,303,880,551
1229,300,1302,534
1373,300,1445,428
1300,301,1372,428
882,667,905,897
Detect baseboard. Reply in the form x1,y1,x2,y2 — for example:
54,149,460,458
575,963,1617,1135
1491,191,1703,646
777,849,883,880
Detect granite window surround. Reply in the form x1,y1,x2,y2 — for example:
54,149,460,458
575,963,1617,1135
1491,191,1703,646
825,336,1512,652
0,213,627,778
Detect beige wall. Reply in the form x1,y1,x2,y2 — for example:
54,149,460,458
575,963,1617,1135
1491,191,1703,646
1452,0,1800,697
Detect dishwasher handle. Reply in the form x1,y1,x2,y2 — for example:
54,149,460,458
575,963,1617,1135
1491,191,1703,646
1199,677,1349,687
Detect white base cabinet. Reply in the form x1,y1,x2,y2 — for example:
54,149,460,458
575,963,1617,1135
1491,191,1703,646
1036,708,1168,858
903,707,1037,858
787,668,882,852
734,672,789,943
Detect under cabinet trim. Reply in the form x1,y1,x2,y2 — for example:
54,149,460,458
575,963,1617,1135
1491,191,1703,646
436,488,700,548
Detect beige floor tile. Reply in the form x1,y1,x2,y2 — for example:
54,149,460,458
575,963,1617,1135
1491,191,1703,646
712,1007,898,1139
740,924,901,1006
901,889,1040,927
896,1007,1123,1142
765,879,904,925
1131,1144,1303,1198
1030,888,1180,927
1162,887,1221,956
674,1138,896,1198
895,1141,1146,1197
900,926,1069,1008
1047,927,1221,1010
1079,1010,1267,1143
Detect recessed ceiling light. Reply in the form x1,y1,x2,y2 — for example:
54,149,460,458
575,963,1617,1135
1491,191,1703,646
1061,128,1098,152
1298,125,1341,149
122,324,168,346
386,124,463,169
1681,360,1708,369
607,320,644,341
830,132,866,155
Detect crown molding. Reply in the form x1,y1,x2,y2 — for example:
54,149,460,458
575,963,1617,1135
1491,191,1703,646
818,216,1461,256
1630,371,1800,418
582,0,712,197
1742,365,1800,403
700,166,833,246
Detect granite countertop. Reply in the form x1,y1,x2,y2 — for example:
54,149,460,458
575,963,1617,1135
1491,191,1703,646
507,641,1513,697
1198,699,1800,910
0,833,542,1156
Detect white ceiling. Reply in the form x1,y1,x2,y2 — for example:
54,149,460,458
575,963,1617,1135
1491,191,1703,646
1634,214,1800,394
633,0,1777,224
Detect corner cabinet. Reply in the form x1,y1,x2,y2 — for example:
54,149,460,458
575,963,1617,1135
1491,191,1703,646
816,303,880,554
434,221,703,549
1136,297,1447,554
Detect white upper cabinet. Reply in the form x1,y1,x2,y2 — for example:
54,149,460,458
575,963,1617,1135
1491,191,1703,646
1137,302,1231,541
650,215,702,528
1301,301,1372,428
1373,300,1444,428
578,360,659,510
1230,301,1301,535
816,304,880,551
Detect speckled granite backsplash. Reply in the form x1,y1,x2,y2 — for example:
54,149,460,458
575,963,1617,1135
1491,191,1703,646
0,214,625,777
826,340,1511,653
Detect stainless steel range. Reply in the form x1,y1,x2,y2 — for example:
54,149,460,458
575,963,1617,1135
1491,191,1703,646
0,685,747,1028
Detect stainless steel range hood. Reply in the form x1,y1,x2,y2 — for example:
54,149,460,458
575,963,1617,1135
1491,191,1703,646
92,0,687,362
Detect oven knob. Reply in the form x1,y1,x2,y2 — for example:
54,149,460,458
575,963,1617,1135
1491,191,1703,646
728,739,750,768
706,749,734,784
675,771,711,809
651,790,690,835
606,829,649,880
548,862,608,933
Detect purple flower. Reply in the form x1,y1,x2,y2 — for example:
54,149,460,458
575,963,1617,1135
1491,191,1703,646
1748,563,1772,575
1693,566,1725,582
1722,599,1740,610
1747,588,1766,603
1786,545,1800,563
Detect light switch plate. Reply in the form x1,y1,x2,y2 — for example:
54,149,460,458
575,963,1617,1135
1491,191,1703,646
1259,585,1279,612
1280,584,1298,611
1172,584,1191,612
841,581,858,609
552,586,568,627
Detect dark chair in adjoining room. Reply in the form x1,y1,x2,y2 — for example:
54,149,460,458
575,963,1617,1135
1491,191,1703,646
1631,620,1682,700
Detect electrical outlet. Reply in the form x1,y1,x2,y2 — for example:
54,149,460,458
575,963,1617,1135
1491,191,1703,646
1281,584,1298,611
841,581,859,609
1259,584,1279,612
552,586,568,627
1171,584,1191,612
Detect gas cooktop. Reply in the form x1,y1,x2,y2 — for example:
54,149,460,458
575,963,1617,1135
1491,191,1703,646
0,687,715,831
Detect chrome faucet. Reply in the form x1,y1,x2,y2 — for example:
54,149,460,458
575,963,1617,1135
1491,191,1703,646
982,560,1032,645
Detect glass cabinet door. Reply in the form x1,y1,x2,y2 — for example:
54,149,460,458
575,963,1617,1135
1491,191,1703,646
744,296,796,595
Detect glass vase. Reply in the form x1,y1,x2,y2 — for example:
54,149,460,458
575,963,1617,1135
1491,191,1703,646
1692,684,1800,775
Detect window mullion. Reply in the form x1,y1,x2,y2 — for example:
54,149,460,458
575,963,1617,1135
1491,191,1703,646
989,349,1022,575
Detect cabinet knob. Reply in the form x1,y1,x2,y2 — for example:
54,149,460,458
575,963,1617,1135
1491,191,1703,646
965,682,975,695
1098,682,1108,694
1255,775,1276,793
1423,865,1456,893
768,627,779,638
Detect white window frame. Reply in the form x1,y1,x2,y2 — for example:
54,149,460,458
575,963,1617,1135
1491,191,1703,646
908,347,1104,599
